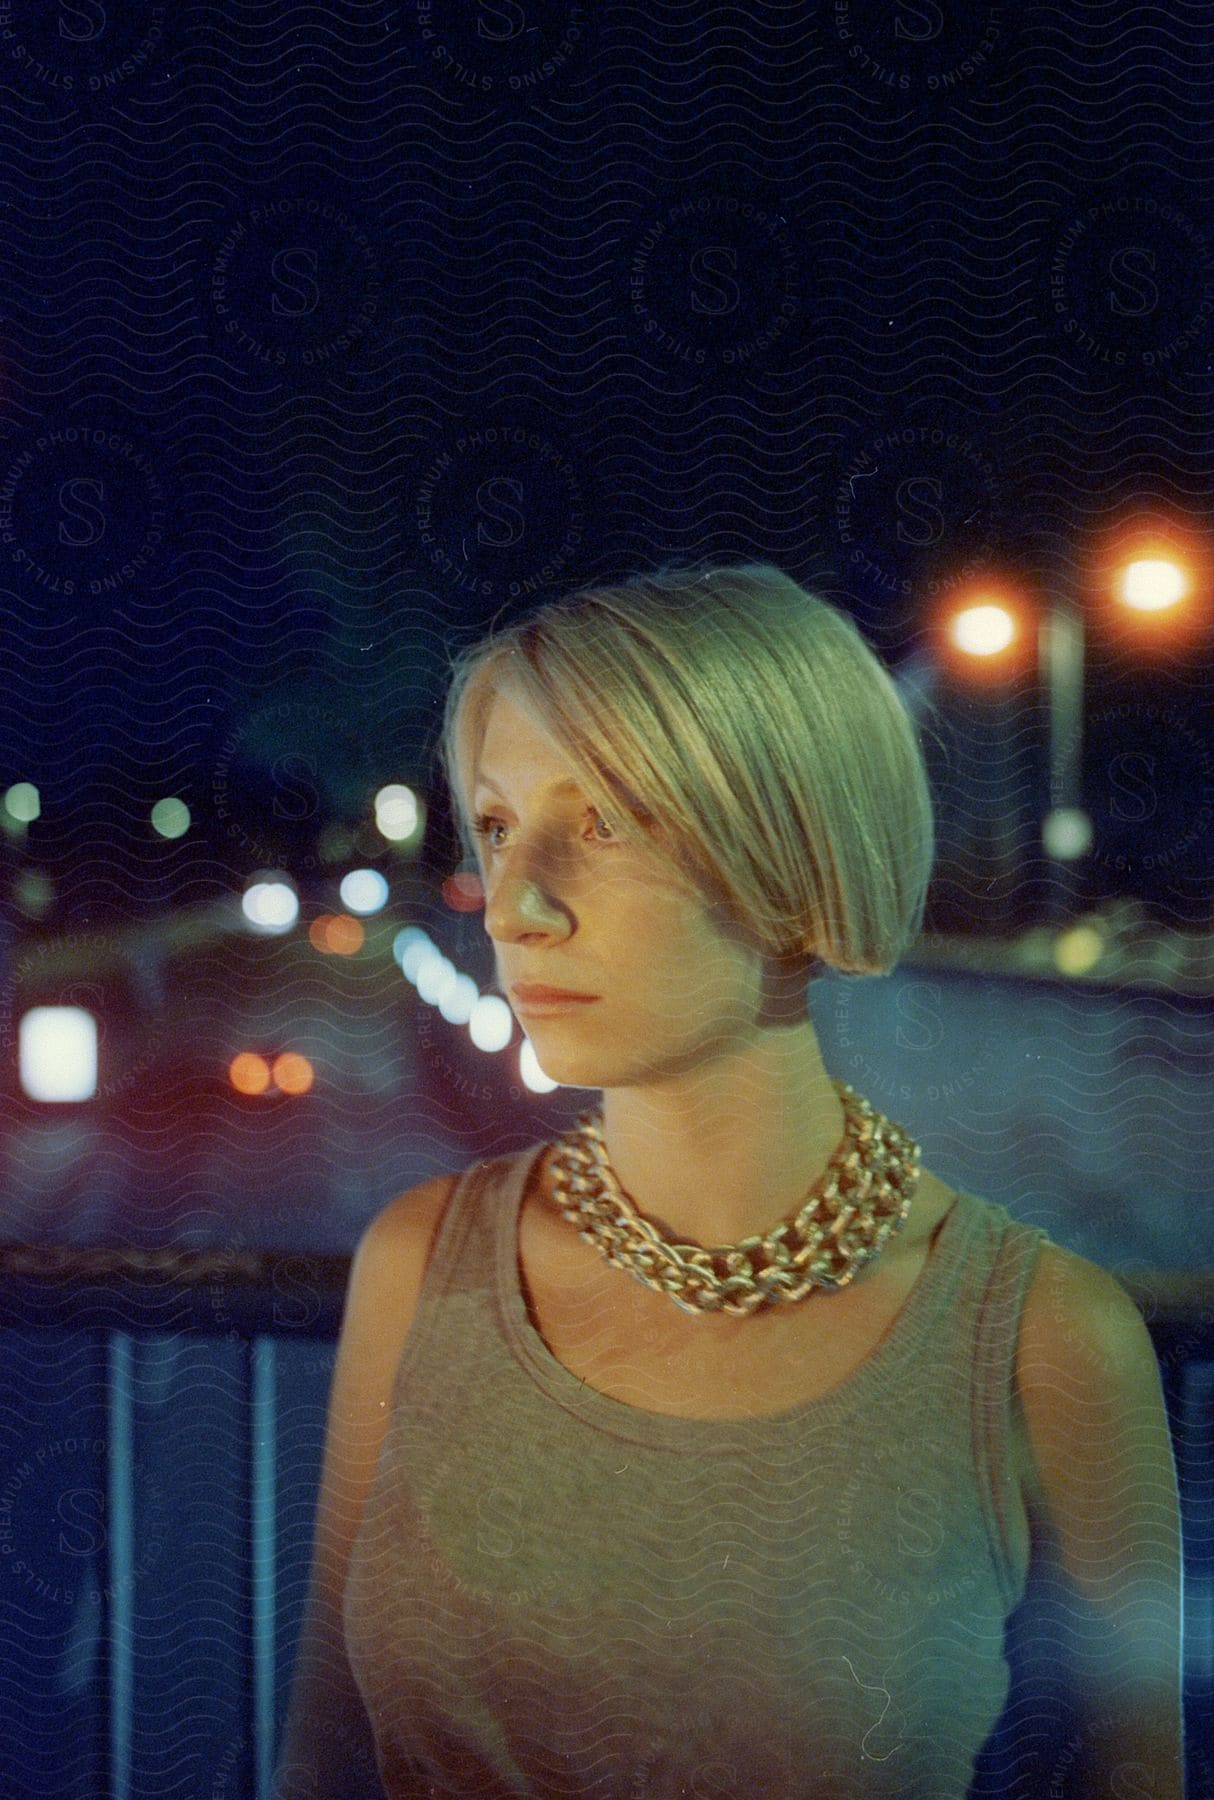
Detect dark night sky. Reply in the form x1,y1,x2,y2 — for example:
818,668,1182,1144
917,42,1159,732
0,2,1212,930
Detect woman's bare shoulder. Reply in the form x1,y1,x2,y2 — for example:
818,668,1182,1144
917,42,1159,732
372,1169,462,1242
361,1171,463,1315
330,1171,465,1414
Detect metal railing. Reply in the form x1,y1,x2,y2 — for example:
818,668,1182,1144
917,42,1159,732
0,1246,348,1800
0,1246,1210,1798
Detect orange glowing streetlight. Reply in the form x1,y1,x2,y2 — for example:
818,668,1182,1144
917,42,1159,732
933,577,1041,931
934,521,1207,923
936,576,1035,684
1093,512,1207,651
948,599,1017,658
1118,556,1189,613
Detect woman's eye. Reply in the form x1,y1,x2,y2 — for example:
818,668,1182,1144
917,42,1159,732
471,815,508,850
471,809,620,853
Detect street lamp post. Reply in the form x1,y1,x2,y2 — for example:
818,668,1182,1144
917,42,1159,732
938,594,1036,936
1039,589,1092,924
943,533,1200,935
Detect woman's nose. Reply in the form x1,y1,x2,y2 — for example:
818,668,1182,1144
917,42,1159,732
482,845,575,942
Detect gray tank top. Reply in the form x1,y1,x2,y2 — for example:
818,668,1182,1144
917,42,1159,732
343,1140,1051,1799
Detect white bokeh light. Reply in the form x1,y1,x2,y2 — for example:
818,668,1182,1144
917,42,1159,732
374,783,421,842
469,994,513,1052
406,944,445,993
4,782,40,823
393,926,430,971
438,971,480,1025
19,1007,97,1102
1041,806,1093,861
339,868,390,915
519,1038,559,1093
242,876,299,933
416,952,458,1007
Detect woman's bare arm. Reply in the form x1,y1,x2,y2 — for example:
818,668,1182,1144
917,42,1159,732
272,1175,457,1798
1017,1244,1185,1799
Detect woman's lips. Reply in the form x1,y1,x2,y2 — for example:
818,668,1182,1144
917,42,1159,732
511,983,598,1002
511,985,601,1016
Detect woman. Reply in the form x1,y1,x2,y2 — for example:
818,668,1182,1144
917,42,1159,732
274,561,1184,1797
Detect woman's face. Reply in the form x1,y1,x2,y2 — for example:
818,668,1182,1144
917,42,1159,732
470,687,771,1086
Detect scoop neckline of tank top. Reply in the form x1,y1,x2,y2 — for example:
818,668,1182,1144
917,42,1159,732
493,1137,977,1451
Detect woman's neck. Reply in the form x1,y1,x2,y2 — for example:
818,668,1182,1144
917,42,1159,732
594,1029,849,1247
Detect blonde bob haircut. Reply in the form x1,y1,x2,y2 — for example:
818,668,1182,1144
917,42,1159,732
438,559,935,978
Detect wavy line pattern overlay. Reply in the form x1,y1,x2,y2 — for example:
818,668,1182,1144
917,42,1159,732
0,3,1208,1797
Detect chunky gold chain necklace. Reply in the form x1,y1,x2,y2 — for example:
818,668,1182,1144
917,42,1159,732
546,1078,921,1317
